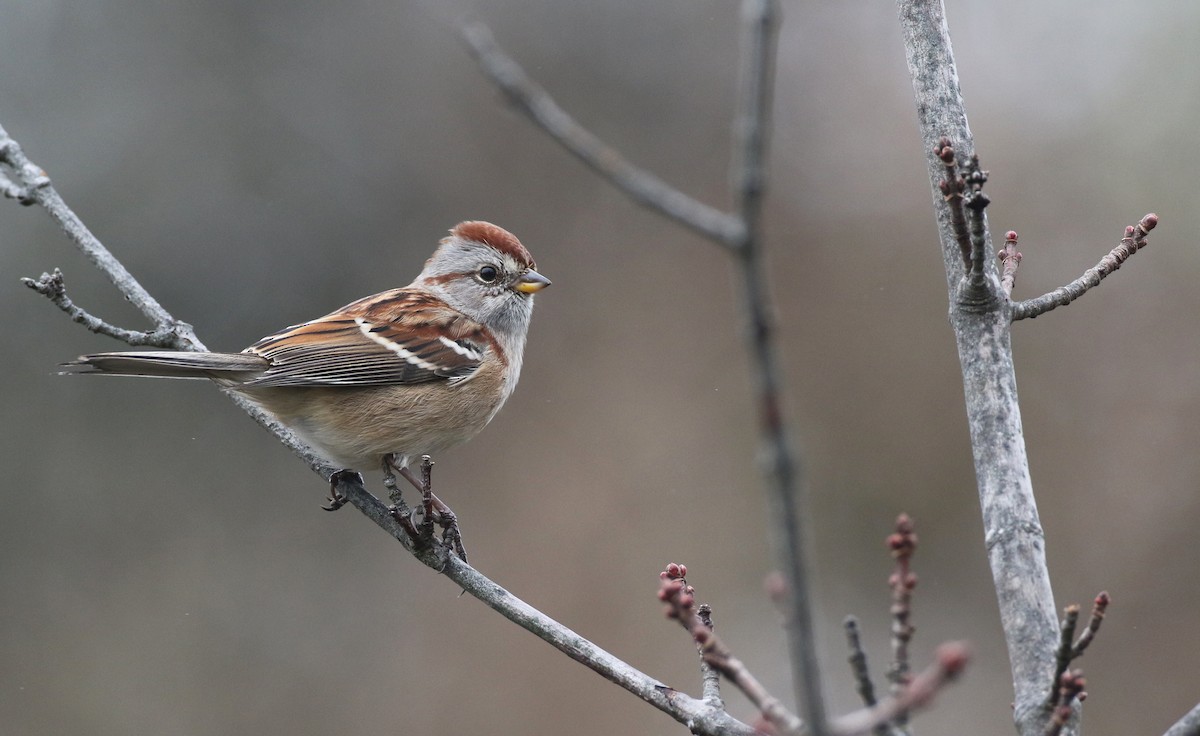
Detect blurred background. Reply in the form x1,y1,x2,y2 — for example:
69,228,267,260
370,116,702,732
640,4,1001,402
1,1,1196,734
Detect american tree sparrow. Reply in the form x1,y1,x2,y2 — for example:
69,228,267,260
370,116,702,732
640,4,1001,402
70,221,549,551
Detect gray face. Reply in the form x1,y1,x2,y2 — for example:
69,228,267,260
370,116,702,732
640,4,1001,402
416,237,537,339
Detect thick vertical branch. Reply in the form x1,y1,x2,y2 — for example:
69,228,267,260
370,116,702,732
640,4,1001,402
731,1,827,733
895,2,1061,734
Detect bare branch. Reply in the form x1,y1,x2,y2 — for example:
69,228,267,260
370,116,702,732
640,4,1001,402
830,642,970,736
1163,702,1200,736
1012,214,1158,321
660,563,805,736
460,24,743,249
896,2,1062,732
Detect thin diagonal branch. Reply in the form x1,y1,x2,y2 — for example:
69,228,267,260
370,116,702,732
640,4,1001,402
1163,702,1200,736
1012,214,1158,321
467,6,828,733
461,24,743,249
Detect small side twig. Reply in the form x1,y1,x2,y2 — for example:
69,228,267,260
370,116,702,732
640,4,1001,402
659,563,804,736
22,269,191,348
998,230,1022,297
1071,591,1109,660
696,604,725,709
886,514,918,723
1044,670,1087,736
831,642,970,736
1,123,200,344
1012,214,1158,321
1047,604,1080,706
844,617,879,710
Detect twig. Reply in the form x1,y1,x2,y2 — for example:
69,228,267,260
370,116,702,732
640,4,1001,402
1163,702,1200,736
660,563,805,736
1044,670,1086,736
467,5,829,733
998,231,1022,297
1047,604,1080,706
843,617,879,709
730,2,828,733
962,153,991,292
8,122,759,736
886,514,918,726
696,604,725,709
1012,214,1158,321
830,642,970,736
1071,591,1109,659
1046,591,1109,706
22,269,191,348
1,124,200,345
460,24,743,249
933,137,971,272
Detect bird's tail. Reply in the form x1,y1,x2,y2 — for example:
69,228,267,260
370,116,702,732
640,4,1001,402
64,351,268,380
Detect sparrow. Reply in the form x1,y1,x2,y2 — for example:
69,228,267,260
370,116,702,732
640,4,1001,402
70,221,549,553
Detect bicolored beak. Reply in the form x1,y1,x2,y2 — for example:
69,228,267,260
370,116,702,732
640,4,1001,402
514,269,551,294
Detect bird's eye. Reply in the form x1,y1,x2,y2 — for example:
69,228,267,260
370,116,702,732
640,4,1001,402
478,266,499,283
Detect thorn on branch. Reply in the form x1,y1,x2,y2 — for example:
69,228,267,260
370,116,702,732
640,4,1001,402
998,231,1022,297
1012,214,1158,321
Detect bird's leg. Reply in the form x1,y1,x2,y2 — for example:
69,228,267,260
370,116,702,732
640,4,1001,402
321,469,359,511
399,457,467,563
382,454,420,539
